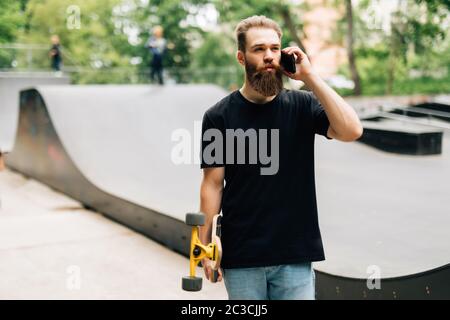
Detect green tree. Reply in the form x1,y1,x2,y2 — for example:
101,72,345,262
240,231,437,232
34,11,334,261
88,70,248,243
0,0,24,68
335,0,449,96
114,0,211,83
189,31,243,89
386,0,449,94
344,0,361,95
17,0,129,78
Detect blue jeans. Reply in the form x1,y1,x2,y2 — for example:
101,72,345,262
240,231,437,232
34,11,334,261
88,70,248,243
223,263,315,300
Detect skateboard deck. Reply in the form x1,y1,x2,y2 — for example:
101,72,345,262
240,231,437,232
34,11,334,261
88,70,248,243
210,214,222,282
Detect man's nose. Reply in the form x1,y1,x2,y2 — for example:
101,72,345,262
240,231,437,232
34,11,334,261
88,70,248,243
263,49,275,63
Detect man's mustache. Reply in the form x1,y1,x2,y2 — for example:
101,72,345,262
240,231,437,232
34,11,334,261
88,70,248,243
261,64,279,70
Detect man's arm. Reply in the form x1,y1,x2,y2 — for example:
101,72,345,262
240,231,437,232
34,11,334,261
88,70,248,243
303,73,363,142
199,167,224,246
199,167,224,281
282,46,363,142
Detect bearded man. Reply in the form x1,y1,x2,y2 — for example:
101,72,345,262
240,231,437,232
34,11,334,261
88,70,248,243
199,15,363,300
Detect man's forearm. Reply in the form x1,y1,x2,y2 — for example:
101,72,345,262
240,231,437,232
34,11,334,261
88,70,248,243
199,181,223,245
303,72,362,140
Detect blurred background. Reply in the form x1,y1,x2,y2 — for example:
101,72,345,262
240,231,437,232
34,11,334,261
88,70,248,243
0,0,449,95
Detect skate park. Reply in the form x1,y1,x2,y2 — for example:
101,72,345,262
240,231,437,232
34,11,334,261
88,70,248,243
1,0,450,301
1,72,449,299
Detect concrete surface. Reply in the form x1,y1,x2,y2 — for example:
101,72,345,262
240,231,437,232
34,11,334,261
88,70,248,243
0,169,227,299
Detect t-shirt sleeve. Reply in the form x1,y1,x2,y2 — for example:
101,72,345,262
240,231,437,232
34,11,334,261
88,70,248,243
307,91,332,140
200,111,225,169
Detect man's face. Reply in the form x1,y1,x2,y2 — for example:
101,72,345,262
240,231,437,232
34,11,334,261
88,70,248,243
240,28,283,97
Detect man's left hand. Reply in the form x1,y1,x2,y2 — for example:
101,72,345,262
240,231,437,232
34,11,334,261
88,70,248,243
281,46,316,82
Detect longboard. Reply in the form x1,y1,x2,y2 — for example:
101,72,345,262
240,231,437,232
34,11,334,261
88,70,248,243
210,214,222,283
182,212,222,291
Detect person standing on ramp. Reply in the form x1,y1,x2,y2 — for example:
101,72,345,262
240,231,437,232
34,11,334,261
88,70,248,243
49,35,62,72
146,25,167,85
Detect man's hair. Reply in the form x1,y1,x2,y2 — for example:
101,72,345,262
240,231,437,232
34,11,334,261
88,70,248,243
235,15,282,52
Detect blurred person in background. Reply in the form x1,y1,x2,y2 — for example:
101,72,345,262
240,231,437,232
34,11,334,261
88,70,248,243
146,25,167,85
49,35,62,72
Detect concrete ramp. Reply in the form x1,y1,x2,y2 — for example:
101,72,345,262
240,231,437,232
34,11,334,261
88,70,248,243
6,85,228,254
0,72,70,152
5,84,450,299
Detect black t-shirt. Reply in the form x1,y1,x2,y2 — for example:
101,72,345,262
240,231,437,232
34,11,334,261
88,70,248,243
200,88,332,269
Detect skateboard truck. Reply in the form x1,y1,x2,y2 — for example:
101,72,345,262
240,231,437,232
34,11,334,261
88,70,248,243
182,212,222,291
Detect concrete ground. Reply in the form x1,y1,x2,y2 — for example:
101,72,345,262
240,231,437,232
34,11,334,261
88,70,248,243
0,168,227,299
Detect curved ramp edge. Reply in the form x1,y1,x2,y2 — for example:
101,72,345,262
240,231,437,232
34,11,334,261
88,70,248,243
32,84,226,220
6,87,450,299
6,88,191,255
315,263,450,299
0,73,70,152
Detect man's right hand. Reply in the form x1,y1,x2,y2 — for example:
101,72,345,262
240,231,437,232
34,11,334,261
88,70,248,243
202,258,223,282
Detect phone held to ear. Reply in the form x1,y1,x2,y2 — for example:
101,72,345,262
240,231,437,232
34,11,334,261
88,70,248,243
280,51,296,74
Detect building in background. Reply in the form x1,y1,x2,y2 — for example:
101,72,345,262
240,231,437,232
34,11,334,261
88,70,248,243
302,0,348,80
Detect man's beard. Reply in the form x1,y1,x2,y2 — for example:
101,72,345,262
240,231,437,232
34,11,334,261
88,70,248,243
245,59,283,97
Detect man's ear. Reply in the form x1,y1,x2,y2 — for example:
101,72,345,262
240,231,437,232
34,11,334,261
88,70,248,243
236,50,245,66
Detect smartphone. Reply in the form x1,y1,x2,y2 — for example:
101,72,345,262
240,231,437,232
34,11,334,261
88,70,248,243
280,51,296,74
